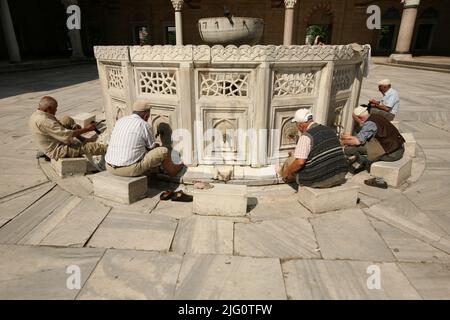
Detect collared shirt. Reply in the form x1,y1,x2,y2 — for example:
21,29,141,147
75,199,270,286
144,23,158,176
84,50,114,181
293,122,315,160
105,114,157,167
380,88,400,115
356,121,378,144
29,110,74,159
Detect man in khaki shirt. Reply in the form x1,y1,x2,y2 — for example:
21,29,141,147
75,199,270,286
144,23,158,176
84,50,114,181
29,96,106,160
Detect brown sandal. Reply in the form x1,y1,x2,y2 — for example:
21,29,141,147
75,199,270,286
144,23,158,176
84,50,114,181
160,190,174,201
171,191,193,202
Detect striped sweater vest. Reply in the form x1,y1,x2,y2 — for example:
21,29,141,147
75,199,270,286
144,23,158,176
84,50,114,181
297,124,349,186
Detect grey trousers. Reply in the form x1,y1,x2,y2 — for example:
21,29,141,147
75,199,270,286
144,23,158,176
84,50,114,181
345,144,405,168
370,108,395,121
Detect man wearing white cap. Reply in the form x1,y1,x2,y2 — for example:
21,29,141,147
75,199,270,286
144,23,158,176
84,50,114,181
340,106,405,187
368,78,400,121
281,108,348,188
105,101,184,178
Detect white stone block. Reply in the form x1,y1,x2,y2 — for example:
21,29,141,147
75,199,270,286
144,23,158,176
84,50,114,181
51,158,87,177
72,112,95,128
93,172,147,204
193,184,247,217
298,183,359,214
370,156,412,187
402,132,416,158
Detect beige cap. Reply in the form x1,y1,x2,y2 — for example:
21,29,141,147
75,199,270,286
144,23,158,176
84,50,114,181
133,100,150,112
353,106,369,117
291,108,313,123
378,78,391,86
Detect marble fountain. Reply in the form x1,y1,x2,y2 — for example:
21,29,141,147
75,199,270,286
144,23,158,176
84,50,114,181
94,17,370,184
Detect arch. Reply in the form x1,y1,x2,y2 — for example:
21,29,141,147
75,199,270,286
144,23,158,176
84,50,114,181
420,7,439,19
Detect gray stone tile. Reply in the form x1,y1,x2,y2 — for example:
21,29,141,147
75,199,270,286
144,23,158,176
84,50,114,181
171,216,233,255
151,200,194,220
364,194,450,254
234,217,320,259
0,187,73,244
0,182,55,221
248,196,311,221
404,170,450,211
0,244,105,300
282,259,421,299
78,249,182,300
174,254,287,300
311,209,395,261
369,218,450,263
426,211,450,236
398,263,450,299
88,209,177,251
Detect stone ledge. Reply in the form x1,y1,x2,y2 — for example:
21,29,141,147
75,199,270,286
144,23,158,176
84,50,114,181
402,132,416,158
51,158,87,178
370,156,412,187
93,172,147,204
193,184,247,217
298,183,359,214
72,112,95,128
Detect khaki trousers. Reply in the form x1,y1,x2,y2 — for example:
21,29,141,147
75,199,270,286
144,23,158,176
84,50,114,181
106,147,169,177
59,116,106,159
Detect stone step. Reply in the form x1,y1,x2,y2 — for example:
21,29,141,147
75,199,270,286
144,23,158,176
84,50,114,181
401,132,416,158
193,184,247,217
72,112,96,128
93,171,147,204
297,182,359,214
51,158,88,178
370,156,412,187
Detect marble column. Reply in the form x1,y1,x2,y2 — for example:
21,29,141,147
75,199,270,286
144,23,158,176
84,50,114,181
62,0,85,59
171,0,184,45
391,0,420,59
283,0,297,45
0,0,21,62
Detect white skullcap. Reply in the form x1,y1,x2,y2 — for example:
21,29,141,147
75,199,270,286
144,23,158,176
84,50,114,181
291,108,313,123
133,100,150,112
353,106,369,117
378,79,391,86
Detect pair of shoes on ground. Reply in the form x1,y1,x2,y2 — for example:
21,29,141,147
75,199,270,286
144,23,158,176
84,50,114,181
160,190,193,202
364,177,388,189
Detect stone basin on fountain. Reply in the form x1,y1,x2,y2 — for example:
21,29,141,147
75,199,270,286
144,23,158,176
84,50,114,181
198,17,264,45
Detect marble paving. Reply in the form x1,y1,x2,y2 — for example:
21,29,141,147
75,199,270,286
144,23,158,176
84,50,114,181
0,63,449,299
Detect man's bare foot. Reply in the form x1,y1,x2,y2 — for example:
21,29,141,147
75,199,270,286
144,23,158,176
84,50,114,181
167,163,185,177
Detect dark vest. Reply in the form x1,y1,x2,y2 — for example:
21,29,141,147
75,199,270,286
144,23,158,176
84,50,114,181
297,124,348,187
367,114,405,154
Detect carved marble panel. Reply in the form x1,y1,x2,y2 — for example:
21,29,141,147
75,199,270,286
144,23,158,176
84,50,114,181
332,65,355,95
110,98,128,126
136,69,178,96
201,108,248,164
273,68,319,97
327,99,348,136
199,72,250,97
106,65,124,97
148,106,176,147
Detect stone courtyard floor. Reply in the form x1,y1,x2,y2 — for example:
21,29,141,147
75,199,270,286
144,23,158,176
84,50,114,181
0,64,449,300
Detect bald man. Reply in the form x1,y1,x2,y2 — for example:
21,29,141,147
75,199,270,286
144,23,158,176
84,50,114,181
29,96,106,160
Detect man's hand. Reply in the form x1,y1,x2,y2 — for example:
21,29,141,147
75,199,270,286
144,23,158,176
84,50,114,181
369,99,379,106
84,123,97,132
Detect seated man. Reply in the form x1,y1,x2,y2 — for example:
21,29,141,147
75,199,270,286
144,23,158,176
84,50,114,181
105,101,184,178
340,106,405,184
368,79,400,121
281,108,348,188
29,96,106,160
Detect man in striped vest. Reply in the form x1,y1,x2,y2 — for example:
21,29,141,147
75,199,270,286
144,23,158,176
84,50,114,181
281,108,349,188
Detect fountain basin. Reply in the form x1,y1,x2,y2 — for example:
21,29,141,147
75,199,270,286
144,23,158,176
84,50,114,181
198,17,264,45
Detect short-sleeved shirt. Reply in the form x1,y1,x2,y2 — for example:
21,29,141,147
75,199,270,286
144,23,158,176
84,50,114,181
356,121,378,144
380,88,400,115
105,114,157,167
293,122,314,160
29,110,74,159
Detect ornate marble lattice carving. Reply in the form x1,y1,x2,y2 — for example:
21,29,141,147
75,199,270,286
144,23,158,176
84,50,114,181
332,66,354,94
273,71,316,96
137,70,177,95
94,46,128,60
200,72,249,97
106,66,124,91
112,99,126,121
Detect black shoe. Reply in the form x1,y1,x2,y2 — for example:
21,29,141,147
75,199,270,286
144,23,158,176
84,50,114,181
36,151,50,162
364,177,388,189
349,163,367,175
